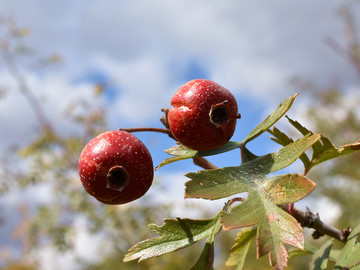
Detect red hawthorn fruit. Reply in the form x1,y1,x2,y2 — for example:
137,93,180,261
78,130,154,205
167,79,240,151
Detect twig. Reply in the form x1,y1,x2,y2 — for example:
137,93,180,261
0,43,52,131
281,204,351,243
118,127,172,137
192,157,218,170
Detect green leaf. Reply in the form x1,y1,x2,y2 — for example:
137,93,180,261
310,239,333,270
335,224,360,269
184,136,319,269
221,192,304,270
311,138,360,168
270,116,360,173
241,93,298,144
267,133,320,173
124,214,222,262
226,227,257,270
268,126,311,169
183,135,320,269
156,141,241,170
183,134,318,268
185,134,319,200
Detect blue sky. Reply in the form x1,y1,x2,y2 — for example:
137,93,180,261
0,0,358,268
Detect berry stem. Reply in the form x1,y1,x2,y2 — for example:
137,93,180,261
193,157,218,170
119,127,172,136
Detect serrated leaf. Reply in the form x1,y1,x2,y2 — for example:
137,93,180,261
124,215,222,262
268,133,320,173
311,139,360,168
226,227,257,270
268,126,311,169
185,134,319,200
184,135,319,269
242,94,298,144
185,136,318,268
221,192,304,270
271,116,360,173
310,239,333,270
156,141,241,170
335,224,360,269
286,116,334,161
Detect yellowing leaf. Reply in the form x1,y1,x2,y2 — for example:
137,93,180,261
265,174,316,204
222,192,304,269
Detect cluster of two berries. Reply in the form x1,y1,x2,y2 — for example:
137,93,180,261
78,79,241,204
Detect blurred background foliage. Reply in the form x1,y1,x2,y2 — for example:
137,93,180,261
0,2,360,270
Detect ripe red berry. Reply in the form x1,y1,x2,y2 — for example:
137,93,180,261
78,131,154,205
167,79,240,151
